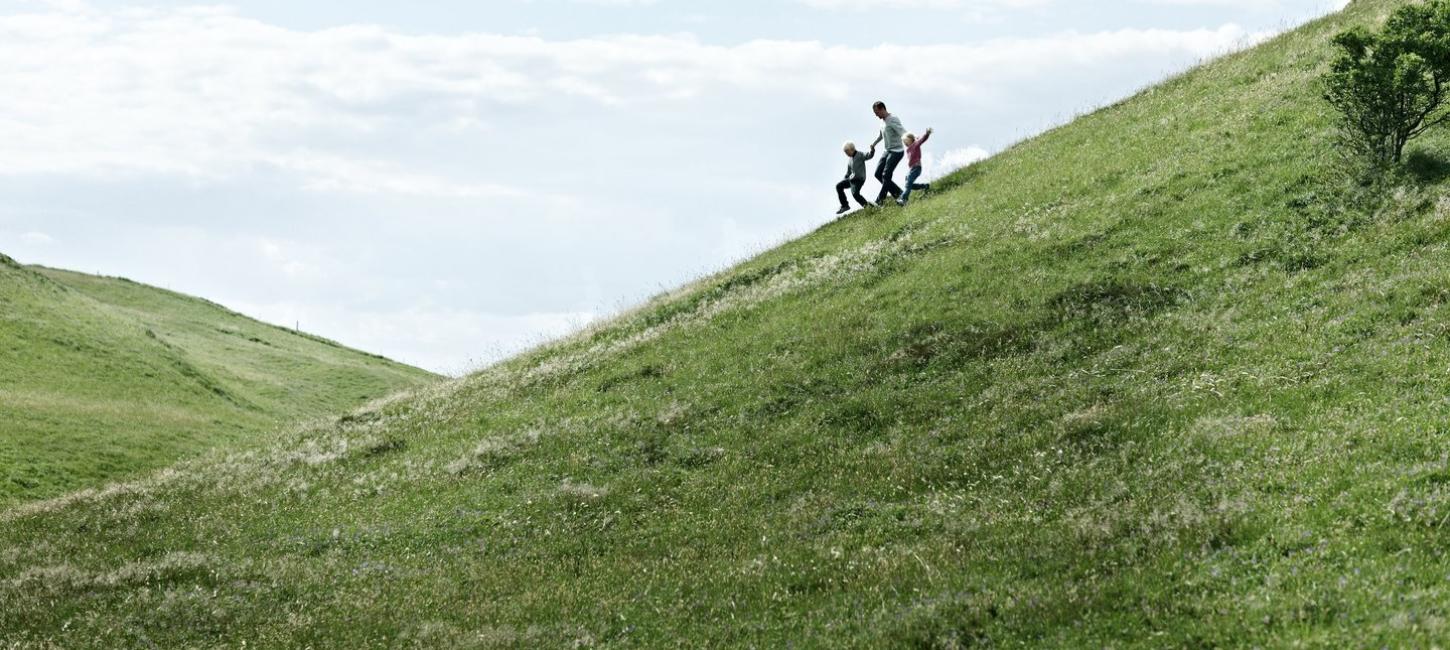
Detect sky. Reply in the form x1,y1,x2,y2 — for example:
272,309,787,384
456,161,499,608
0,0,1350,375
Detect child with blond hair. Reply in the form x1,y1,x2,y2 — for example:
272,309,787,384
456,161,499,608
898,127,933,206
835,141,877,215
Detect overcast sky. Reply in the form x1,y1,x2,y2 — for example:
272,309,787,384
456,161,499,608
0,0,1348,375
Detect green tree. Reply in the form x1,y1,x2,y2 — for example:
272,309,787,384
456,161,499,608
1325,1,1450,165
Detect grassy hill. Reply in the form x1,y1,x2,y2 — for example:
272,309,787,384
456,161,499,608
6,1,1450,646
0,257,438,505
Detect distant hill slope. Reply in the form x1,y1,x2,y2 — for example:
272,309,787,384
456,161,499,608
0,255,438,504
9,1,1450,646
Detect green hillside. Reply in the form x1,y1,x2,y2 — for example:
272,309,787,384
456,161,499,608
0,257,438,505
6,1,1450,645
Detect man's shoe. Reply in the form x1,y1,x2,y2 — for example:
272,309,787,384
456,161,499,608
836,205,851,215
896,198,907,207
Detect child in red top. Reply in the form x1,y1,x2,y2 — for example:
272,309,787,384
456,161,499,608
898,127,933,206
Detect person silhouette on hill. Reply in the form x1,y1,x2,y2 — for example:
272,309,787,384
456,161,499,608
869,101,907,205
835,141,878,215
898,128,933,206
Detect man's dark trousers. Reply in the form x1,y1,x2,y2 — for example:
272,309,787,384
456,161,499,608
875,150,905,202
837,178,869,209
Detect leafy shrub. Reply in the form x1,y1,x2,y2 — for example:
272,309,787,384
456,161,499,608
1324,1,1450,165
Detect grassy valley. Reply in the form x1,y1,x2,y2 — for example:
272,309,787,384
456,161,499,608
7,0,1450,646
0,258,437,505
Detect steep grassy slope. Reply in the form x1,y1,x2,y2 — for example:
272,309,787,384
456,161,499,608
0,258,438,504
7,1,1450,646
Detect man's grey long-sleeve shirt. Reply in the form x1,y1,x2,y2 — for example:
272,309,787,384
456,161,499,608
880,114,906,152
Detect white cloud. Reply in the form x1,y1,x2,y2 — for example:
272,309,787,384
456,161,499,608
0,2,1266,195
798,0,1046,9
794,0,1349,27
571,0,659,5
1142,0,1348,7
927,146,990,179
229,298,596,375
19,231,53,245
271,153,523,199
800,0,1346,10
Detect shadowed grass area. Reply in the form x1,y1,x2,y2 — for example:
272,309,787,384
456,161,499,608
0,261,438,505
7,0,1450,646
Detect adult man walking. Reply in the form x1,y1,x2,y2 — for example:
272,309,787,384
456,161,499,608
869,101,907,204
